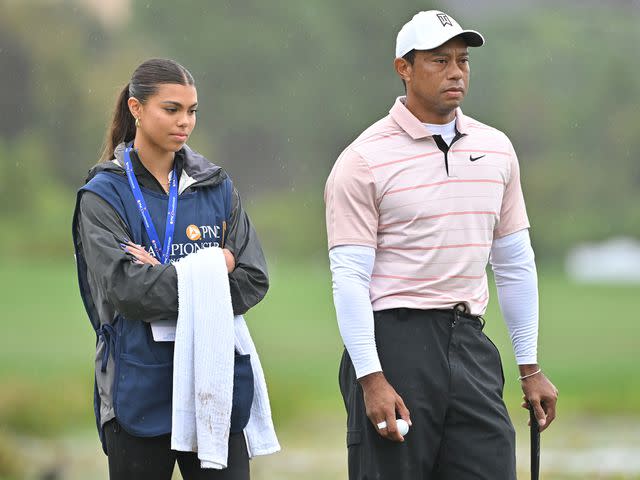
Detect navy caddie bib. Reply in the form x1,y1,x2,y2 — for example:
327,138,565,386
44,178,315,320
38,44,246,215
77,169,253,440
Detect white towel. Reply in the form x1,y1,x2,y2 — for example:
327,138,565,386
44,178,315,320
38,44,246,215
172,247,280,469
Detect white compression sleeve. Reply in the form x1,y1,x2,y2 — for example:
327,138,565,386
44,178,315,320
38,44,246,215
329,245,380,379
490,229,539,365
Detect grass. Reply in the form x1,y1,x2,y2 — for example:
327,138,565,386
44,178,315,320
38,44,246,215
1,257,640,478
486,270,640,414
1,257,639,437
248,260,640,418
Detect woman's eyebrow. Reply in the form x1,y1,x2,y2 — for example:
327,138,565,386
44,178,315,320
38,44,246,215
160,100,199,108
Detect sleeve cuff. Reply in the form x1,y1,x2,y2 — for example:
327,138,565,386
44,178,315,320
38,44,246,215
515,355,538,365
354,362,383,380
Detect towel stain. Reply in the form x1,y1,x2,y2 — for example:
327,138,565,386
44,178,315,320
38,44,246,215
197,391,227,434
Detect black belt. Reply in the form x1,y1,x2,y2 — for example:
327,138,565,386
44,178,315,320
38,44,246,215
443,302,486,329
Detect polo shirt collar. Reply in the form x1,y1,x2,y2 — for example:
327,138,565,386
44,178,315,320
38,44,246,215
389,96,470,139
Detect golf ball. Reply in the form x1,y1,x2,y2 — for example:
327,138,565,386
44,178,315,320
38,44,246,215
396,419,409,436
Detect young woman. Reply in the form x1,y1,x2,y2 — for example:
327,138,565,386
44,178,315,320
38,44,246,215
72,59,270,480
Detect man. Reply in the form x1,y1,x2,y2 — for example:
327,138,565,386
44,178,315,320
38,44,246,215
324,10,558,479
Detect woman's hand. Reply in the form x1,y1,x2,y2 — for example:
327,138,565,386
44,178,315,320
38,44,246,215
222,248,235,273
122,242,160,265
123,242,235,272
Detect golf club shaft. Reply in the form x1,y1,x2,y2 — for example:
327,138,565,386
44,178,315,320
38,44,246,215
529,405,540,480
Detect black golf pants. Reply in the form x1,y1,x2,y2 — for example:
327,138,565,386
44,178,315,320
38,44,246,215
339,307,516,480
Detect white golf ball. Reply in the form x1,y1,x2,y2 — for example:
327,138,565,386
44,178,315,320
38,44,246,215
396,419,409,436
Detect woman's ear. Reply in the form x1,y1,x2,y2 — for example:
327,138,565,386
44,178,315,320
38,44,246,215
128,97,142,120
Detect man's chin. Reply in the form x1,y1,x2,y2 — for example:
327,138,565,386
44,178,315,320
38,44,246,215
444,99,463,111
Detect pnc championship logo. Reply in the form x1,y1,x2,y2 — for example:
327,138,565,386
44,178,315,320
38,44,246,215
166,223,222,258
437,13,453,27
186,224,202,241
142,223,221,260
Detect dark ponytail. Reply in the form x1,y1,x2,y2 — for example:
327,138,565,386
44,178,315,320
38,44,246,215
100,83,136,162
100,59,195,162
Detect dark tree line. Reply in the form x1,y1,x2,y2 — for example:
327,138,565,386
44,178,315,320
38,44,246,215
1,0,638,261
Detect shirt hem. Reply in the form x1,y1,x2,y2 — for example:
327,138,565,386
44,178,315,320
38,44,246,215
494,222,531,240
328,238,377,250
372,299,489,316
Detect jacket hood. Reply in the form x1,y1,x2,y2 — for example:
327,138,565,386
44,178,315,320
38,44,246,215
85,143,226,188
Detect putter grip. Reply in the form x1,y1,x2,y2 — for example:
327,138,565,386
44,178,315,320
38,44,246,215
529,406,540,480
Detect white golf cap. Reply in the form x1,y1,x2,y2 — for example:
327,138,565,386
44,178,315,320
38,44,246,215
395,10,485,58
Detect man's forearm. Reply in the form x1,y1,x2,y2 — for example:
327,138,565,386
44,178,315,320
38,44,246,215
329,245,381,379
490,229,539,365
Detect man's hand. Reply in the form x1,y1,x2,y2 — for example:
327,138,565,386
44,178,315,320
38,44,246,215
222,248,235,273
358,372,411,442
519,365,558,432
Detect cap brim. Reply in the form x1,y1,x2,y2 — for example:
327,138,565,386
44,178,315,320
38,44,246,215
399,30,485,56
458,30,485,47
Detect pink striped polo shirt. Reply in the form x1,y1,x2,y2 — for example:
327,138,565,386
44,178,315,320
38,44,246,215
325,96,530,315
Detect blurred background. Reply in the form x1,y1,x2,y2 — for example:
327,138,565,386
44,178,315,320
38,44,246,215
1,0,639,478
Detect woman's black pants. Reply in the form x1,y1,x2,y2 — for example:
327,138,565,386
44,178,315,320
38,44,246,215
104,419,250,480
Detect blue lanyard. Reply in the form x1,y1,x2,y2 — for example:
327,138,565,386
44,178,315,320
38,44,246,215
123,147,178,264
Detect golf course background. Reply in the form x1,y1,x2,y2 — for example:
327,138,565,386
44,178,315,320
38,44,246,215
1,259,639,478
1,259,639,434
1,0,639,478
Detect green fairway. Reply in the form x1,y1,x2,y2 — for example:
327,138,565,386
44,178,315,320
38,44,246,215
1,258,640,479
0,258,639,437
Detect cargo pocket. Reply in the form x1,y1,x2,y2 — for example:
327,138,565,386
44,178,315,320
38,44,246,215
483,333,505,390
345,387,363,448
340,349,366,478
230,353,254,433
347,430,362,447
341,349,364,447
346,423,364,478
346,394,364,479
345,382,364,450
114,354,173,436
